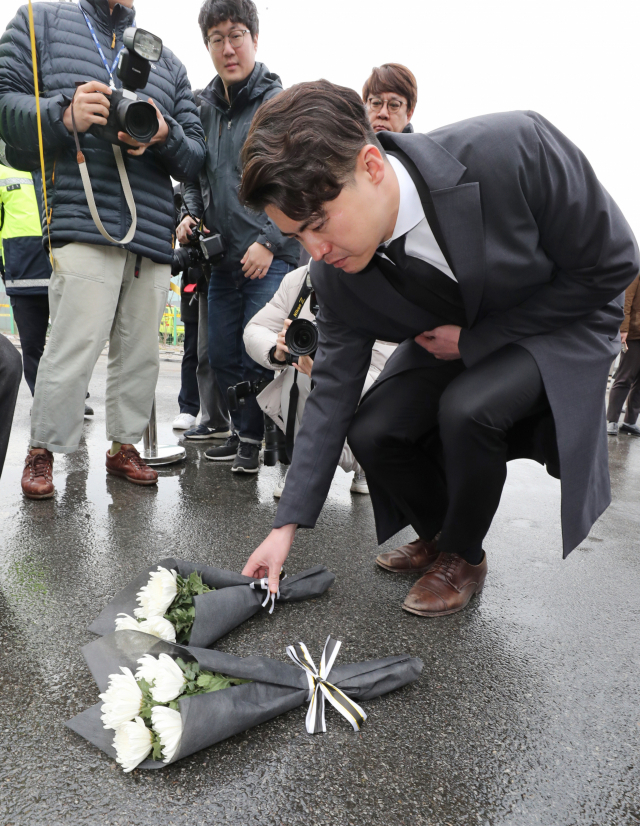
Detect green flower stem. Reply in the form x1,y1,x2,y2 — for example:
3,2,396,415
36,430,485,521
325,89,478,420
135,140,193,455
163,572,215,644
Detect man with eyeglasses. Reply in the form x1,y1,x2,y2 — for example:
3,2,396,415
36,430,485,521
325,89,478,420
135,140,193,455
362,63,418,135
178,0,299,473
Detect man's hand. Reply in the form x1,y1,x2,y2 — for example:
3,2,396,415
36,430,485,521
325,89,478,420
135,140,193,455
415,325,462,360
273,318,292,363
177,215,209,245
621,331,628,344
62,81,112,133
242,524,297,594
241,241,274,279
118,98,169,156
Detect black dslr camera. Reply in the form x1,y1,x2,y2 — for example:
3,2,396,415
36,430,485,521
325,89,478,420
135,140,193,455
90,27,164,147
171,227,226,276
284,269,319,359
226,379,289,466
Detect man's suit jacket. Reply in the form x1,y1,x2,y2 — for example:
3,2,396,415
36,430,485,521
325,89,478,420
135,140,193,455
274,111,639,557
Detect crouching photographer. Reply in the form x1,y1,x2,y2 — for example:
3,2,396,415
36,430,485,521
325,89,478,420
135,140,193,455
0,0,205,499
243,265,396,497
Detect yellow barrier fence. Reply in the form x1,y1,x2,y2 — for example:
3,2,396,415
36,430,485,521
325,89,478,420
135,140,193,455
0,303,15,334
159,304,184,346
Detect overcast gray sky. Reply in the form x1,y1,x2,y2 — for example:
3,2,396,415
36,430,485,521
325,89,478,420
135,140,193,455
3,0,639,236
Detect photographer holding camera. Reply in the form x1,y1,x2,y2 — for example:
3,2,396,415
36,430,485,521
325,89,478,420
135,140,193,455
0,0,205,498
177,0,299,474
244,264,396,496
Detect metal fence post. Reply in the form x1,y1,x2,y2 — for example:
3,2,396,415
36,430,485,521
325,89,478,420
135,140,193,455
139,397,185,465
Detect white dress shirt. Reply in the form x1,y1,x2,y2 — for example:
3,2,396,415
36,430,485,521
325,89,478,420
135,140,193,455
380,155,457,283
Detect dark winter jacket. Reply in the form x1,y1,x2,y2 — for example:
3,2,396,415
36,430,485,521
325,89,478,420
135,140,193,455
0,0,205,265
182,62,299,271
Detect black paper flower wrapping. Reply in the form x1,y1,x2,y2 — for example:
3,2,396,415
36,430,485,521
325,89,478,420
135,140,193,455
67,631,423,769
88,558,335,646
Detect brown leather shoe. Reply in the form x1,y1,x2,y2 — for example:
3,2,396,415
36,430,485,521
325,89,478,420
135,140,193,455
402,551,487,617
21,448,55,499
106,444,158,485
376,536,439,574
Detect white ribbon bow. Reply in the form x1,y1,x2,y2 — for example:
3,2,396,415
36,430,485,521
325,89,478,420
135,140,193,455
286,636,367,734
249,576,283,614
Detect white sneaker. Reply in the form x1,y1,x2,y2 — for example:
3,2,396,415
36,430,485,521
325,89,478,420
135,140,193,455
274,469,288,498
350,470,369,495
172,412,197,430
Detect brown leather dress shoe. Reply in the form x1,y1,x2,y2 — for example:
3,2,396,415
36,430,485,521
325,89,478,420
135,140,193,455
402,551,487,617
376,537,439,574
106,444,158,485
21,449,55,499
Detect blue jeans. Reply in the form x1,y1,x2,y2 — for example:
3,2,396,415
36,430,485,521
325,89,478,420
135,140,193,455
208,258,295,442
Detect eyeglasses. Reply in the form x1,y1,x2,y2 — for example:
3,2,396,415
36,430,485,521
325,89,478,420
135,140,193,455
206,30,251,51
367,97,407,114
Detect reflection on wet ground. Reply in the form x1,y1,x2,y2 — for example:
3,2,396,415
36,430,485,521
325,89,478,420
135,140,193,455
1,352,639,825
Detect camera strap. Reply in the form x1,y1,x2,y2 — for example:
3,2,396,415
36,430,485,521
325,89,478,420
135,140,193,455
80,6,127,89
70,90,138,246
27,0,52,262
285,370,298,463
287,265,313,321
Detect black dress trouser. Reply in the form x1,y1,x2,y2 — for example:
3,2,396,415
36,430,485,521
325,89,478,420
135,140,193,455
178,315,200,417
10,294,49,396
607,339,640,425
348,344,549,564
0,333,22,478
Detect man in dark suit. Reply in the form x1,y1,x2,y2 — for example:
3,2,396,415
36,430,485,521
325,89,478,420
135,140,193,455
239,80,639,617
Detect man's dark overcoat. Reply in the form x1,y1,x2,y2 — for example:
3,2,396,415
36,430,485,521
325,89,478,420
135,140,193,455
273,111,639,557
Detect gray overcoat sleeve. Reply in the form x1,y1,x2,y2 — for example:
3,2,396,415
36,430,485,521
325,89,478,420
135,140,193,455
459,112,639,367
273,298,376,529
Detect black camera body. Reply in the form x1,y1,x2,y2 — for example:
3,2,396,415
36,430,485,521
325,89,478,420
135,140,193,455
90,28,163,148
227,378,270,414
284,268,319,359
171,227,226,276
226,380,290,466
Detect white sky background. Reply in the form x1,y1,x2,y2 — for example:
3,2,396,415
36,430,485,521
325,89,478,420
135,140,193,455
3,0,639,237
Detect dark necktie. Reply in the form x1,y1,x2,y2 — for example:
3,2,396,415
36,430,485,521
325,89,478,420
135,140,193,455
376,234,467,327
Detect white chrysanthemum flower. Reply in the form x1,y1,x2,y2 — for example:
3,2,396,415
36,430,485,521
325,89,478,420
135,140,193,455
135,653,186,703
99,667,143,730
113,716,153,772
134,566,178,619
138,616,177,643
151,705,183,764
115,613,141,632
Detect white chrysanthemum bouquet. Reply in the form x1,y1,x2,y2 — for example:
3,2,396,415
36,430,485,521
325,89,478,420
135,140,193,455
100,652,248,772
114,566,213,644
90,558,335,648
67,630,423,771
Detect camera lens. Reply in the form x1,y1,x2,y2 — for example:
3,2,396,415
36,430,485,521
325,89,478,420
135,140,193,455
171,246,192,277
121,99,159,143
285,319,318,357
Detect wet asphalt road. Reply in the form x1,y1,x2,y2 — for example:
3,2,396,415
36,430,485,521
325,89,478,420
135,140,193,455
1,348,639,826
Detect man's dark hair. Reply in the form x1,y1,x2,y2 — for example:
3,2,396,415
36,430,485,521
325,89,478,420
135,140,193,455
362,63,418,114
240,80,382,223
198,0,259,44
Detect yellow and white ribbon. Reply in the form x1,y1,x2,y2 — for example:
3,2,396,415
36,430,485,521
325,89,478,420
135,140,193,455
286,636,367,734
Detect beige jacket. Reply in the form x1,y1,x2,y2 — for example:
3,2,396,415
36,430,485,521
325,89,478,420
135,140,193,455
244,265,396,471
